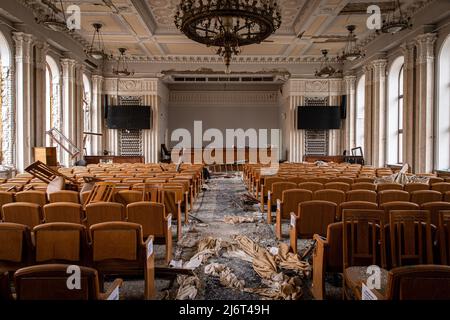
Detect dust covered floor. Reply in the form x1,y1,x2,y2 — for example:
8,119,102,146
109,173,342,300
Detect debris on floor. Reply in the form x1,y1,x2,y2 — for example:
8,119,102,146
223,215,257,224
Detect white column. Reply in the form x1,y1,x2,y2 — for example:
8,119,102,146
343,75,356,152
75,63,84,159
1,64,14,165
414,33,437,173
13,32,34,172
60,58,76,166
371,59,387,167
34,41,49,147
91,75,103,155
401,41,415,170
363,65,373,165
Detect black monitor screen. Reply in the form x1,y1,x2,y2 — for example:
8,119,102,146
297,106,341,129
106,105,152,129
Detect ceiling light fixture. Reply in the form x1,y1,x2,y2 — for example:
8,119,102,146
315,50,340,78
35,0,69,32
112,48,134,77
339,25,365,62
174,0,282,74
85,23,108,60
381,0,412,34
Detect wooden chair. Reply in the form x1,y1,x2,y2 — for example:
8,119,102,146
43,202,83,224
0,191,14,208
289,200,337,253
383,265,450,300
432,182,450,194
389,210,433,268
313,189,346,207
351,182,376,191
380,201,419,223
267,182,297,224
259,177,284,211
378,190,410,205
89,222,155,299
115,190,143,206
311,222,343,300
0,223,33,274
404,183,429,193
0,271,12,300
85,202,125,229
84,182,115,205
133,183,161,202
275,189,313,240
420,202,450,226
286,176,305,185
377,183,403,192
127,202,172,263
309,177,329,184
324,182,350,192
297,182,323,193
329,177,354,185
353,177,375,184
342,209,387,300
429,177,445,185
15,191,47,207
410,190,442,205
48,190,80,204
33,223,88,265
2,203,42,229
439,211,450,265
445,191,450,202
170,177,194,210
14,264,123,300
165,182,190,220
161,188,183,241
346,190,377,203
80,191,91,205
337,201,379,221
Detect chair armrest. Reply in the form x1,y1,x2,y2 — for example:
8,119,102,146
313,233,328,245
144,235,155,257
100,278,123,300
164,214,172,232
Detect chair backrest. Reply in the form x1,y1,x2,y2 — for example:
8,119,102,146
353,177,375,184
280,189,313,219
0,191,14,207
377,183,403,192
115,190,143,206
271,182,297,202
378,190,410,205
14,264,102,300
404,183,429,193
351,182,376,191
127,201,166,238
380,201,419,222
0,223,32,266
263,177,285,194
43,203,83,224
431,182,450,194
85,202,125,228
420,201,450,226
80,191,91,205
296,200,337,238
342,209,386,269
286,177,305,185
444,191,450,202
313,189,346,206
439,211,450,265
2,202,42,229
15,191,47,206
346,190,377,203
337,201,379,221
84,182,115,205
330,177,354,185
308,177,329,184
389,210,433,268
385,265,450,300
429,177,445,185
90,222,143,263
48,190,80,204
297,182,323,193
33,223,87,264
410,190,442,205
324,182,350,192
323,222,344,272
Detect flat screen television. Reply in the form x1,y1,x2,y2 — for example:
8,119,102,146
106,105,152,129
297,106,341,129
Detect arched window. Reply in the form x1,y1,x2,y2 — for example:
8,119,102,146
387,56,404,164
82,74,92,154
355,75,365,151
0,31,12,165
45,56,61,146
437,35,450,170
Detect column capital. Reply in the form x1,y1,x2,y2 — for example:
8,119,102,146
34,41,49,70
12,32,34,64
370,59,388,69
415,33,437,64
401,41,415,70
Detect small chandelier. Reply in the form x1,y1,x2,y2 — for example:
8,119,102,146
35,0,68,32
174,0,282,73
85,23,108,60
112,48,134,77
339,25,365,62
315,50,339,78
381,0,412,34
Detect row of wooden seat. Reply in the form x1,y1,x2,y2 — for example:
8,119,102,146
310,209,450,300
0,221,156,299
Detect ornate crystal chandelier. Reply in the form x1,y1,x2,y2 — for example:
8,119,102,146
315,50,339,78
112,48,134,77
35,0,69,32
85,23,108,60
381,0,412,34
174,0,282,73
339,25,365,62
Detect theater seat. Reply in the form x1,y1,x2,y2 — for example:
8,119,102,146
48,190,80,204
15,191,47,206
0,223,33,274
2,202,42,229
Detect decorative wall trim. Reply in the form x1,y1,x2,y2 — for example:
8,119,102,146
286,79,344,96
103,78,160,95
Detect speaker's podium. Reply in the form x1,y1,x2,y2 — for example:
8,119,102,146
34,147,57,167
